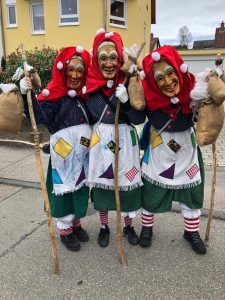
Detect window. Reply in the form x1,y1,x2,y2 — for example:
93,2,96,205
59,0,79,25
6,0,17,27
109,0,126,28
30,1,45,34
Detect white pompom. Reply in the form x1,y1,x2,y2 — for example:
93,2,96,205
105,32,114,38
170,97,179,104
89,49,93,57
151,51,160,61
42,89,50,97
96,28,105,35
139,70,146,79
82,86,87,94
180,63,188,73
68,90,76,98
57,61,63,70
107,80,114,88
76,46,84,53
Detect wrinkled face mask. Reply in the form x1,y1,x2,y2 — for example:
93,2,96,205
66,56,84,89
153,61,180,98
98,42,118,79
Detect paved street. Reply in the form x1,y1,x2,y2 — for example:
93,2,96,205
0,123,224,299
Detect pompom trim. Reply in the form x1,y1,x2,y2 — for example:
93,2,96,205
105,32,114,38
68,90,76,98
170,97,179,104
57,61,63,70
42,89,50,97
76,46,84,53
180,63,188,73
151,51,161,61
96,28,105,35
107,80,114,88
82,86,87,94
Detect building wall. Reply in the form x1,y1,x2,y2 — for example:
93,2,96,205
1,0,151,59
178,49,225,75
108,0,151,58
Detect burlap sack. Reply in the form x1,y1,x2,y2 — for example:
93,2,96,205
196,99,224,146
220,71,225,84
207,74,225,105
128,76,146,111
0,89,24,134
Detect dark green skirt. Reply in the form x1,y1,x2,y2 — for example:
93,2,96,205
46,160,89,218
91,187,142,212
141,147,205,213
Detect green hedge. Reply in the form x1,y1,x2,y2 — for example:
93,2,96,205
0,46,59,92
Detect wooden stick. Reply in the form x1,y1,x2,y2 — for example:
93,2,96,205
205,142,217,241
114,99,127,266
20,44,59,274
114,42,146,266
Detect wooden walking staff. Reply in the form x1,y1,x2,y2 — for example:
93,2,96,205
205,143,217,241
114,42,145,266
20,44,59,274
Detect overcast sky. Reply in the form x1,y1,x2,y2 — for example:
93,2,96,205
151,0,224,46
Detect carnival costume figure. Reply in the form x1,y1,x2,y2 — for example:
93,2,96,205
20,47,92,251
139,45,206,254
85,29,146,247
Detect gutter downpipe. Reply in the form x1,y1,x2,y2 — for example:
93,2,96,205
104,0,107,31
0,2,6,59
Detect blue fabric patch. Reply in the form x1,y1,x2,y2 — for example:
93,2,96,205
142,147,150,165
140,121,150,150
52,169,63,184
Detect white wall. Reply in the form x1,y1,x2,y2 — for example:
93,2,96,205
183,55,224,75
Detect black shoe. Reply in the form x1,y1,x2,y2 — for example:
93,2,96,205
123,225,139,245
73,227,89,242
60,233,81,251
139,226,153,248
98,226,110,247
183,231,207,254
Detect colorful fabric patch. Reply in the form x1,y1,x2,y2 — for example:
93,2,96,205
167,139,181,153
130,130,137,146
107,140,121,154
52,169,63,184
75,167,86,186
142,147,150,165
90,131,100,149
99,163,114,179
53,138,73,159
186,164,199,179
150,129,163,149
191,131,196,148
80,136,90,147
159,163,175,179
125,166,139,182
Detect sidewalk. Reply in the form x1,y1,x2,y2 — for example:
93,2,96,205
0,140,225,299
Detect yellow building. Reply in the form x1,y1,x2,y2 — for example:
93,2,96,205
1,0,155,58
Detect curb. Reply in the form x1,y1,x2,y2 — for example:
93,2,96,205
1,176,225,221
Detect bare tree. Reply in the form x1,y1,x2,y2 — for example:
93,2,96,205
178,26,192,48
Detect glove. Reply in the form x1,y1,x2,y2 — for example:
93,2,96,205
115,84,128,103
215,66,223,77
128,63,137,74
19,77,32,94
123,44,139,59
